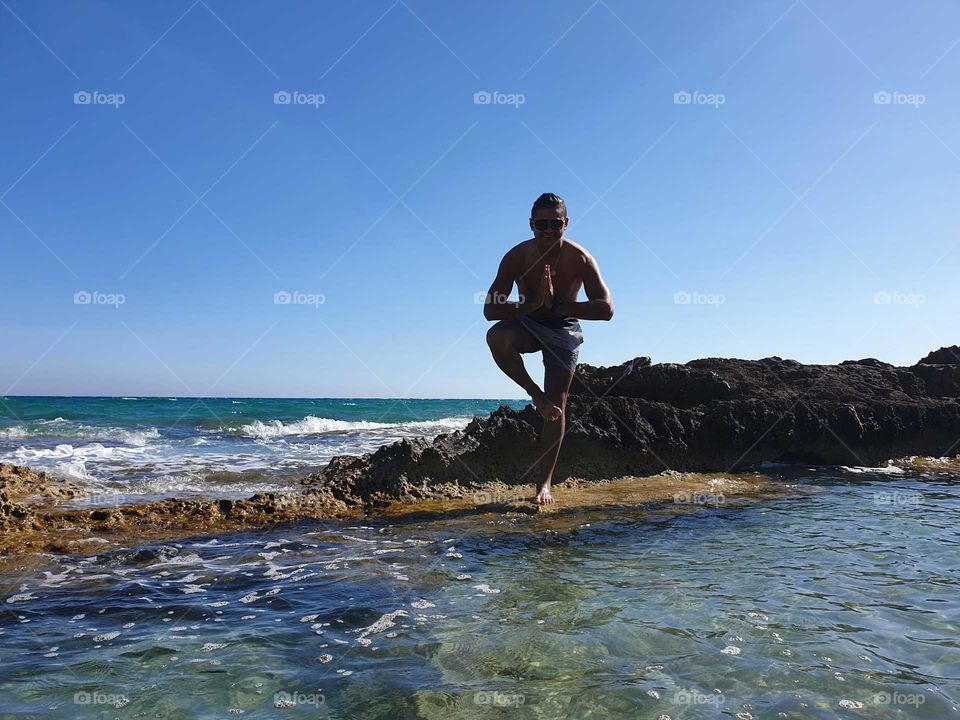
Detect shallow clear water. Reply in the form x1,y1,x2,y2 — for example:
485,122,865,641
1,467,957,719
0,397,526,503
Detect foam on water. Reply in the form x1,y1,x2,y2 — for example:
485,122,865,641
0,421,160,446
9,443,153,481
840,462,906,475
237,414,470,439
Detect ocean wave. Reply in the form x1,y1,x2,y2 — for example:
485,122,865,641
9,443,152,481
0,421,160,446
237,415,471,440
13,443,150,462
0,426,28,440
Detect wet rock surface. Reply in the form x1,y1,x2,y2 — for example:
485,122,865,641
0,463,353,556
0,463,82,505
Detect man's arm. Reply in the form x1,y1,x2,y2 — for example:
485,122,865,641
483,251,542,321
554,253,614,321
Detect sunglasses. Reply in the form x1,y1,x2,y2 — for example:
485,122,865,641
532,218,565,231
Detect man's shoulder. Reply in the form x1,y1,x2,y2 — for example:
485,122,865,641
561,238,593,264
505,239,535,260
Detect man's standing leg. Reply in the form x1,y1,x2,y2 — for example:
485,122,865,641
534,365,575,504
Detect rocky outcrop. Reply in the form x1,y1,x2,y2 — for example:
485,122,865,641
0,464,83,524
0,463,82,504
2,346,959,556
302,347,960,504
918,346,960,365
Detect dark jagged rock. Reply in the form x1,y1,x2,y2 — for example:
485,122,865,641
917,346,960,365
911,346,960,398
304,349,960,503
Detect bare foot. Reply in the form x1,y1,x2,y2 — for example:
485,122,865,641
531,391,562,422
535,482,554,505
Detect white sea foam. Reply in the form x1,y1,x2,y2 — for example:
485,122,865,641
238,415,470,439
840,462,905,475
7,443,152,481
356,609,408,646
11,443,149,462
0,422,159,446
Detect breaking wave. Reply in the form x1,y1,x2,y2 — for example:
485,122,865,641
238,415,471,440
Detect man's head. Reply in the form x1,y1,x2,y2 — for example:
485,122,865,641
529,193,568,248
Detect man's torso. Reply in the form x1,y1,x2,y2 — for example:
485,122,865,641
513,238,587,322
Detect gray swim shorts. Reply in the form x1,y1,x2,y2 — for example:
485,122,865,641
518,315,584,373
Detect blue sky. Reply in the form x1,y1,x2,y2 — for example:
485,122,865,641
2,1,959,398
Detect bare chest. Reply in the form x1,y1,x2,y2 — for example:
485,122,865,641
516,245,583,300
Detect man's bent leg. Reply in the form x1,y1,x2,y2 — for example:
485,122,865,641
486,321,561,421
535,364,576,505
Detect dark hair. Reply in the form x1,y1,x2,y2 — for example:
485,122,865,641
531,192,566,217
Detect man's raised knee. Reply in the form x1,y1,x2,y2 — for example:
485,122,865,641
486,322,511,352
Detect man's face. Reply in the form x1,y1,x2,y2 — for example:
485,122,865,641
529,207,568,247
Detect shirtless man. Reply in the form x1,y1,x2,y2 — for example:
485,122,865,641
484,193,614,505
